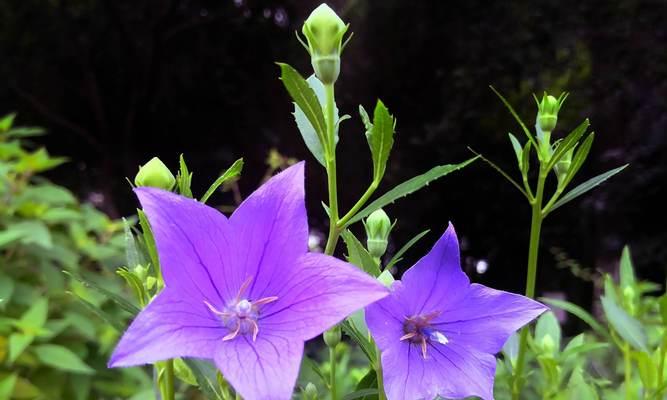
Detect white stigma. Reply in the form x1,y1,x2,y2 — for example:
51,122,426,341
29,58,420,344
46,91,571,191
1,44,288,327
429,331,449,345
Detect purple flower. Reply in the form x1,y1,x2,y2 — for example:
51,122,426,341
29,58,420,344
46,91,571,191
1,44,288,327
109,162,388,400
366,224,547,400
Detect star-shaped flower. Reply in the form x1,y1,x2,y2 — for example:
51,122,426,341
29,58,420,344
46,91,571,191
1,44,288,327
109,162,388,400
366,224,547,400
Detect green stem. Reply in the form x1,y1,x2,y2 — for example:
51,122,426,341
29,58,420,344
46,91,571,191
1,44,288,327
624,343,633,400
658,340,666,398
376,347,386,400
337,180,379,228
323,83,340,256
329,346,337,400
511,169,547,400
158,359,175,400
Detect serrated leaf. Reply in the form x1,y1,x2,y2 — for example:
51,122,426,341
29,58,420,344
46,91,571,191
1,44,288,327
64,271,140,315
33,344,95,374
341,230,380,277
600,295,647,352
550,164,628,212
366,100,395,182
278,64,327,163
176,154,193,198
385,230,429,270
541,298,609,339
619,246,635,289
348,157,478,226
200,158,244,203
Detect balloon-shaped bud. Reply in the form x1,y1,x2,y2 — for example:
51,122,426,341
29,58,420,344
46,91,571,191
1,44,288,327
134,157,175,190
301,4,349,84
364,208,392,259
536,92,567,133
553,148,574,184
303,383,318,400
323,325,341,348
540,334,556,356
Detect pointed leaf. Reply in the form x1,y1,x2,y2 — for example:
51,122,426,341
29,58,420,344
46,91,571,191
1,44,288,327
550,164,628,212
619,246,636,289
366,100,395,182
541,298,609,339
64,271,140,314
341,230,381,277
601,295,647,352
547,119,590,170
123,218,141,268
535,311,561,353
176,154,193,198
508,133,522,166
278,64,327,163
200,158,244,203
138,209,159,276
347,157,478,226
33,344,95,374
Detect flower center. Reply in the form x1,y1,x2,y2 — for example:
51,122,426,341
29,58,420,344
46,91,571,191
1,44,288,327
401,311,448,359
204,277,278,342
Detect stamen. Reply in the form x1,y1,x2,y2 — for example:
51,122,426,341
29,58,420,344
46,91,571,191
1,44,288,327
253,296,279,307
400,332,417,341
236,276,254,302
249,319,259,341
223,322,241,341
421,338,428,359
204,300,229,316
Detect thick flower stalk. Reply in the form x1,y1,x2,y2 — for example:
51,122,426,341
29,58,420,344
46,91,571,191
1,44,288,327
366,224,547,400
108,162,388,400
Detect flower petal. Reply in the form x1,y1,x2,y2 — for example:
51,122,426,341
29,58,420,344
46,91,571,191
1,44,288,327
434,283,547,354
214,333,303,400
380,340,496,400
258,253,388,340
135,188,235,304
109,289,224,367
400,223,470,315
365,281,412,350
229,162,309,301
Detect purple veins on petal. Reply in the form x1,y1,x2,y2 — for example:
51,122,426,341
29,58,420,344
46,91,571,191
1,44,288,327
366,223,547,400
109,162,388,400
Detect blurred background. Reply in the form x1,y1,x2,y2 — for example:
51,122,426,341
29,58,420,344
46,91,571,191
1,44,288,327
1,0,666,318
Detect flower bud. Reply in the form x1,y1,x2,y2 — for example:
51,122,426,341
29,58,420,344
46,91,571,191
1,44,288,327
134,157,175,190
364,209,392,259
301,4,349,84
536,92,565,133
303,382,318,400
323,325,341,348
540,334,556,356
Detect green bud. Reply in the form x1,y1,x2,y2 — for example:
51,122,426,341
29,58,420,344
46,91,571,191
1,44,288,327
133,264,149,281
536,92,567,134
364,208,392,259
303,382,318,400
301,4,349,84
540,334,556,355
323,325,341,348
134,157,176,190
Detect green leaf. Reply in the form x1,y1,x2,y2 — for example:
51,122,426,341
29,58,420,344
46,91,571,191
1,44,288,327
560,342,609,362
183,359,226,400
355,369,378,400
33,344,95,374
365,100,395,182
0,273,14,310
137,209,159,276
619,246,636,289
377,270,395,288
343,389,379,400
67,291,126,332
292,75,339,166
20,297,49,330
123,218,141,268
600,295,648,352
173,358,198,386
508,133,522,167
470,148,529,200
6,126,46,138
176,154,193,198
8,333,35,363
541,298,609,339
0,112,16,132
385,229,429,270
348,157,478,226
0,374,18,399
341,320,376,368
635,351,658,390
278,64,327,160
659,295,667,325
567,366,599,400
560,132,595,188
117,268,148,307
7,221,52,249
64,271,140,315
549,164,629,212
502,332,520,368
547,119,590,170
341,230,381,277
200,158,244,203
535,311,561,354
521,141,531,176
489,86,537,148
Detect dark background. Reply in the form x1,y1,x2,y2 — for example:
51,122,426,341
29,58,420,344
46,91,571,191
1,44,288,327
1,0,666,320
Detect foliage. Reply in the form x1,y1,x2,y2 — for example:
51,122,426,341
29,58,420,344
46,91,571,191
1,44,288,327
0,113,151,399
